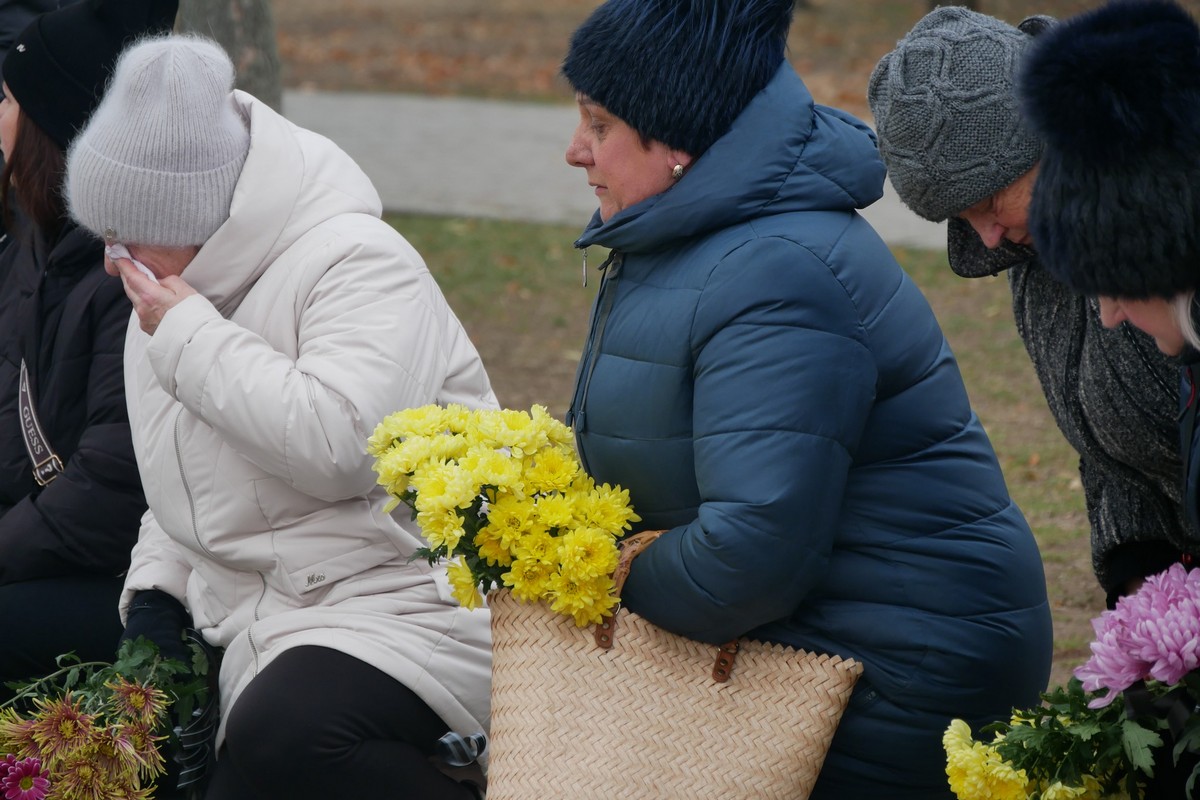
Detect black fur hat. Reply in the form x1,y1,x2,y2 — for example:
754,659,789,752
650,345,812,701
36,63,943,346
562,0,794,157
1020,0,1200,298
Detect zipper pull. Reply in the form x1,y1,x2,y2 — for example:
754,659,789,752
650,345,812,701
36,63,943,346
582,247,588,289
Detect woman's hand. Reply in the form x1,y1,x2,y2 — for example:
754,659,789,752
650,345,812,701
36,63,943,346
107,252,197,335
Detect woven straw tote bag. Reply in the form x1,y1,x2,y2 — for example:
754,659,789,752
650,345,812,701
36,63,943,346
485,530,863,799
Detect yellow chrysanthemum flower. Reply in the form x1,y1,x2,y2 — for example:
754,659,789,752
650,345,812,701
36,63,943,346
513,528,560,563
573,481,641,534
441,404,472,435
366,424,397,458
524,445,580,494
411,461,479,514
480,493,538,550
447,558,483,610
427,432,471,464
531,404,574,446
943,719,1027,800
547,572,620,627
371,446,414,498
417,509,467,552
459,445,524,493
557,527,620,581
474,527,514,567
502,556,558,603
1038,780,1089,800
472,408,549,455
532,493,576,530
368,406,449,457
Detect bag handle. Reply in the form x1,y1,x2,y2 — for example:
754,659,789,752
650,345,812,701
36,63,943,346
19,359,64,486
594,529,742,683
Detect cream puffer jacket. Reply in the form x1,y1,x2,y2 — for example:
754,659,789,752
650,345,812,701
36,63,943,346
118,92,497,744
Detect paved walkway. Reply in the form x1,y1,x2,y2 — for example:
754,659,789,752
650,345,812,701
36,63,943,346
282,90,947,251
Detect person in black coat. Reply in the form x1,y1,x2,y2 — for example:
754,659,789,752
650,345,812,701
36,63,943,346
0,0,178,701
1018,0,1200,542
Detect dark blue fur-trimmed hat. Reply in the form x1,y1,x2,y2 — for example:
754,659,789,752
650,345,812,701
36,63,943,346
1020,0,1200,298
562,0,795,157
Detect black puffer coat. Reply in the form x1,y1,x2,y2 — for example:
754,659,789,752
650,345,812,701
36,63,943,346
948,217,1196,601
0,217,144,584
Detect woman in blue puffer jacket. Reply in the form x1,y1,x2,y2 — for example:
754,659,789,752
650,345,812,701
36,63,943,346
561,1,1054,797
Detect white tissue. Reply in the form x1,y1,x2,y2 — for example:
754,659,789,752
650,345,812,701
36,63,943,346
105,242,158,284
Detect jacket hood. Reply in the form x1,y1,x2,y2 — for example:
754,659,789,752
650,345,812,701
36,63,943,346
180,91,383,314
575,63,885,253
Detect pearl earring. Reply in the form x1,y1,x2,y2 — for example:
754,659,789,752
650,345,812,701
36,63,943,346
672,164,684,180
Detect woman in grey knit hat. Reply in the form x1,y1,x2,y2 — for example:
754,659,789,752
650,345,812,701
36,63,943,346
65,34,495,800
868,5,1198,607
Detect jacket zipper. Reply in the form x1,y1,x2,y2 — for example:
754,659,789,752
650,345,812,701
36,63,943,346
174,407,266,673
567,251,622,449
248,576,267,675
174,408,212,560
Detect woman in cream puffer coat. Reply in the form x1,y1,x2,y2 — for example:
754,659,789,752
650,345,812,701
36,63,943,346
65,35,494,800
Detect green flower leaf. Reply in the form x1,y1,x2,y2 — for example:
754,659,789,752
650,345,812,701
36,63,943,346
1121,718,1164,776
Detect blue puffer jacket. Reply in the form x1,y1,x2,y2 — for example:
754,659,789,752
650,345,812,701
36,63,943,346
567,64,1053,797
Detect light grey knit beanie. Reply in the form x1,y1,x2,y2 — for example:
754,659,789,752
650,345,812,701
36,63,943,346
66,34,250,247
867,7,1049,222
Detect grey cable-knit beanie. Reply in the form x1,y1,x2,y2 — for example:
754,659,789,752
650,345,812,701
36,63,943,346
66,34,250,247
867,7,1049,222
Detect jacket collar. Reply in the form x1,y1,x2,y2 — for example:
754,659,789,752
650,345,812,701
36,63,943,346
180,92,383,317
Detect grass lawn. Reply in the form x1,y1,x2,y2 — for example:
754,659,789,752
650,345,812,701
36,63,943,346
390,213,1102,690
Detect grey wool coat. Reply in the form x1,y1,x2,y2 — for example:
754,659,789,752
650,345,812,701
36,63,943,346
947,218,1197,600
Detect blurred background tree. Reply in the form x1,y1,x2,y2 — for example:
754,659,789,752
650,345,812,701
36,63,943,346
178,0,281,111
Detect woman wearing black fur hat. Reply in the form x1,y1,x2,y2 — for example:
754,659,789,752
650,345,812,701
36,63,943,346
562,0,1053,796
869,6,1198,609
0,0,178,700
1020,0,1200,546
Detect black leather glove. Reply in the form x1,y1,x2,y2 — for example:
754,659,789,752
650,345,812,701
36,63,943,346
120,589,192,665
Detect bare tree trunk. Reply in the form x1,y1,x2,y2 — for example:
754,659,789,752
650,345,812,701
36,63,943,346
177,0,282,112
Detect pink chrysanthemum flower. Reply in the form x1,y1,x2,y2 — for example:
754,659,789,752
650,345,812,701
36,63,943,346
0,754,50,800
88,725,155,783
0,710,38,759
119,721,166,783
27,695,91,764
1126,565,1200,684
52,754,110,800
1075,563,1200,707
105,678,168,727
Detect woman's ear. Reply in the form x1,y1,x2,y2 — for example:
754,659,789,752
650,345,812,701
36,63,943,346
669,150,695,171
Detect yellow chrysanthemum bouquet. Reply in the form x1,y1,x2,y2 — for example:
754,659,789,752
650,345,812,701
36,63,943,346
943,682,1145,800
369,404,641,626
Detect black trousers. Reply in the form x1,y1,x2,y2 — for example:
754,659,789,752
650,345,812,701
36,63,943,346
0,575,125,704
205,645,476,800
